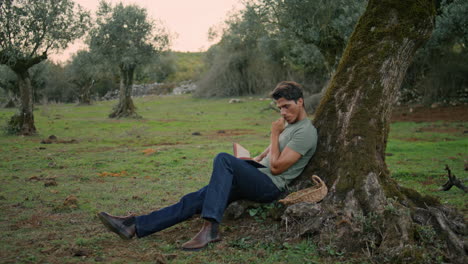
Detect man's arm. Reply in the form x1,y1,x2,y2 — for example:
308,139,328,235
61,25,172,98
269,118,302,175
253,145,270,162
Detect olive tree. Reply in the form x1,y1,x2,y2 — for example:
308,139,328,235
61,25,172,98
88,1,170,118
286,0,466,262
66,50,101,105
0,0,90,135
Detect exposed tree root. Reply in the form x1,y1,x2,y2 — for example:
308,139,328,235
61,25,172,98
109,99,141,119
280,192,467,264
6,113,36,135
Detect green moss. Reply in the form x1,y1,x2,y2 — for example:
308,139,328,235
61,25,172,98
312,0,436,199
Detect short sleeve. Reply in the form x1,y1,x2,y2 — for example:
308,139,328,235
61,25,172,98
286,123,317,156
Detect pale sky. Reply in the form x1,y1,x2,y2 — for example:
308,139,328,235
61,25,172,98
51,0,242,62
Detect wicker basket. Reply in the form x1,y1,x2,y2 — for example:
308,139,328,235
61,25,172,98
279,175,328,205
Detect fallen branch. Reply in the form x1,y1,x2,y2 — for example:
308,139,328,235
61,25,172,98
440,165,467,193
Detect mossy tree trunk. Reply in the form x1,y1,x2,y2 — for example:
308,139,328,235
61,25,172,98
8,71,37,135
288,0,466,262
5,54,46,135
109,64,140,118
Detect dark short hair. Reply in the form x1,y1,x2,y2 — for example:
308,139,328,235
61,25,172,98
271,81,304,103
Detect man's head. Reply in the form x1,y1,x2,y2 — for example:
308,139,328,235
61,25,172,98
271,81,306,124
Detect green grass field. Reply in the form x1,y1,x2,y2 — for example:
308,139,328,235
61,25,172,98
0,95,466,263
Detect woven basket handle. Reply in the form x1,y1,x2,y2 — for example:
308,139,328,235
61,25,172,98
311,175,323,186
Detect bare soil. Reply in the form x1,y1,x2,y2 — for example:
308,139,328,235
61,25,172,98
391,105,468,122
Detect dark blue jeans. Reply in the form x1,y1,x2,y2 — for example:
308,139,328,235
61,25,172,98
135,152,281,238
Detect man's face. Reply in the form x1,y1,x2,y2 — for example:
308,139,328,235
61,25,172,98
275,97,304,124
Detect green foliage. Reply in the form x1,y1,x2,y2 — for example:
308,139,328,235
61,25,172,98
39,61,76,103
197,0,367,97
65,49,116,103
135,51,177,83
196,3,289,97
0,0,90,67
401,0,468,104
88,1,170,71
166,52,206,83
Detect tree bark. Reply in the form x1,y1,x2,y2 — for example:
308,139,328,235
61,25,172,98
4,53,46,135
78,80,93,105
287,0,467,262
7,71,37,135
109,65,140,118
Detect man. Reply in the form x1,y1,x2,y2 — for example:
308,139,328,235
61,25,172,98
98,81,318,250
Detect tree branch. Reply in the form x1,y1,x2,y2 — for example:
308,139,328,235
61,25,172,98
440,165,467,192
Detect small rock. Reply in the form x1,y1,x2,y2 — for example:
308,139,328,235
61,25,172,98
229,98,244,103
192,132,201,136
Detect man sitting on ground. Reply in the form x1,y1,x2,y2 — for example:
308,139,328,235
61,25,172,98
98,81,318,250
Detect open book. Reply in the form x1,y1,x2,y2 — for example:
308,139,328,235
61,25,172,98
233,143,266,168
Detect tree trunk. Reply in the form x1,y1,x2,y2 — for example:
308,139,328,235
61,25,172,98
7,71,36,135
109,65,140,118
286,0,467,262
78,80,94,105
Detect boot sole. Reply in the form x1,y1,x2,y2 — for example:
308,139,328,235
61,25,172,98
97,212,133,240
181,237,222,251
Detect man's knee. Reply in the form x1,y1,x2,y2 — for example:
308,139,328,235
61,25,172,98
214,152,233,163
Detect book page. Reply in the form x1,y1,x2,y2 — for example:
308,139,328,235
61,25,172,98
233,143,250,158
232,143,266,168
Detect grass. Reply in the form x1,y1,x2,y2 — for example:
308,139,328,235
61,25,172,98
0,95,466,263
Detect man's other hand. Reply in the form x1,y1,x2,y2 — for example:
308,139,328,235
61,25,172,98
271,118,285,136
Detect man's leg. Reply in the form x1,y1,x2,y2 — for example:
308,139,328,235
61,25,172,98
182,152,281,250
134,186,207,238
200,152,281,223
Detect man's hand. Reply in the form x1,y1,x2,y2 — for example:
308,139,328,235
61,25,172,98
271,118,285,136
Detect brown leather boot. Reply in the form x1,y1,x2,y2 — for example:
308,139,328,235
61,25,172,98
181,220,221,251
98,212,136,240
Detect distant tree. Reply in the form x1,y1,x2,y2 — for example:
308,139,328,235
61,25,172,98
66,50,101,105
88,1,170,118
196,4,288,97
402,0,468,104
197,0,366,98
0,65,18,108
40,61,75,103
0,0,90,135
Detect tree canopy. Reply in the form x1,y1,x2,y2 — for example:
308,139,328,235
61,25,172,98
0,0,90,70
88,1,170,71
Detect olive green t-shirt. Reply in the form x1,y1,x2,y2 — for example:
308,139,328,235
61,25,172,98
259,118,317,191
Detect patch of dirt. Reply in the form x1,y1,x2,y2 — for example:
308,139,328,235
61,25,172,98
141,142,186,147
391,105,468,122
398,137,456,142
40,135,78,144
207,129,256,138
